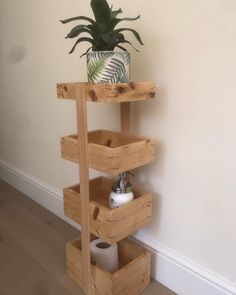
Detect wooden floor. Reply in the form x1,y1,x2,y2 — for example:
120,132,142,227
0,180,175,295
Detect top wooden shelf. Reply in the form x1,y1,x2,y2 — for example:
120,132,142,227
57,82,155,103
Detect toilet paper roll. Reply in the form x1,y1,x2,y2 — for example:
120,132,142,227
90,239,119,273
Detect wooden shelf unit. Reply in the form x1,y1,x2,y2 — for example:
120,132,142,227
57,82,156,295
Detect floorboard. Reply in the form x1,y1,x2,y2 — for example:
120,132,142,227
0,226,75,295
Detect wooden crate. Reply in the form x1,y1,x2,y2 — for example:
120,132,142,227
61,130,155,175
57,82,156,102
64,177,152,244
66,237,151,295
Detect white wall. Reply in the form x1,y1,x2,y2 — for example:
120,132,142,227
0,0,236,292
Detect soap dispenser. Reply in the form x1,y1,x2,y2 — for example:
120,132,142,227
109,172,134,209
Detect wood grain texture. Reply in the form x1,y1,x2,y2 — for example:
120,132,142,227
66,237,151,295
75,83,92,295
57,82,156,102
60,130,156,176
121,102,131,134
64,177,152,244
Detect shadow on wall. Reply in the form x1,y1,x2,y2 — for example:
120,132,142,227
132,140,166,234
131,83,168,235
7,45,27,64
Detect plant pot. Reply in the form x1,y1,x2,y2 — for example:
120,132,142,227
87,51,130,84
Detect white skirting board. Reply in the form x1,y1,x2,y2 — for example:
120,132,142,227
0,159,235,295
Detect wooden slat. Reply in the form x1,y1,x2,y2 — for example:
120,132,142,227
57,82,156,102
121,102,131,134
60,130,156,176
63,177,152,244
75,83,92,295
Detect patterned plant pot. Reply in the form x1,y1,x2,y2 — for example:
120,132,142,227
87,51,130,84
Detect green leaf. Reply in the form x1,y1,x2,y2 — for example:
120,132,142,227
80,47,92,58
122,40,139,52
90,0,110,25
69,37,94,54
66,25,92,39
115,28,144,45
119,15,141,22
110,8,123,19
117,33,125,43
60,16,95,25
100,31,119,44
115,45,127,51
92,37,111,51
61,1,143,54
111,15,140,29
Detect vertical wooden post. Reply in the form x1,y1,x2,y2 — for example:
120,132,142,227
76,83,91,295
121,102,131,134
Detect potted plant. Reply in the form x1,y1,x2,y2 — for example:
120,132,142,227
61,0,143,84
